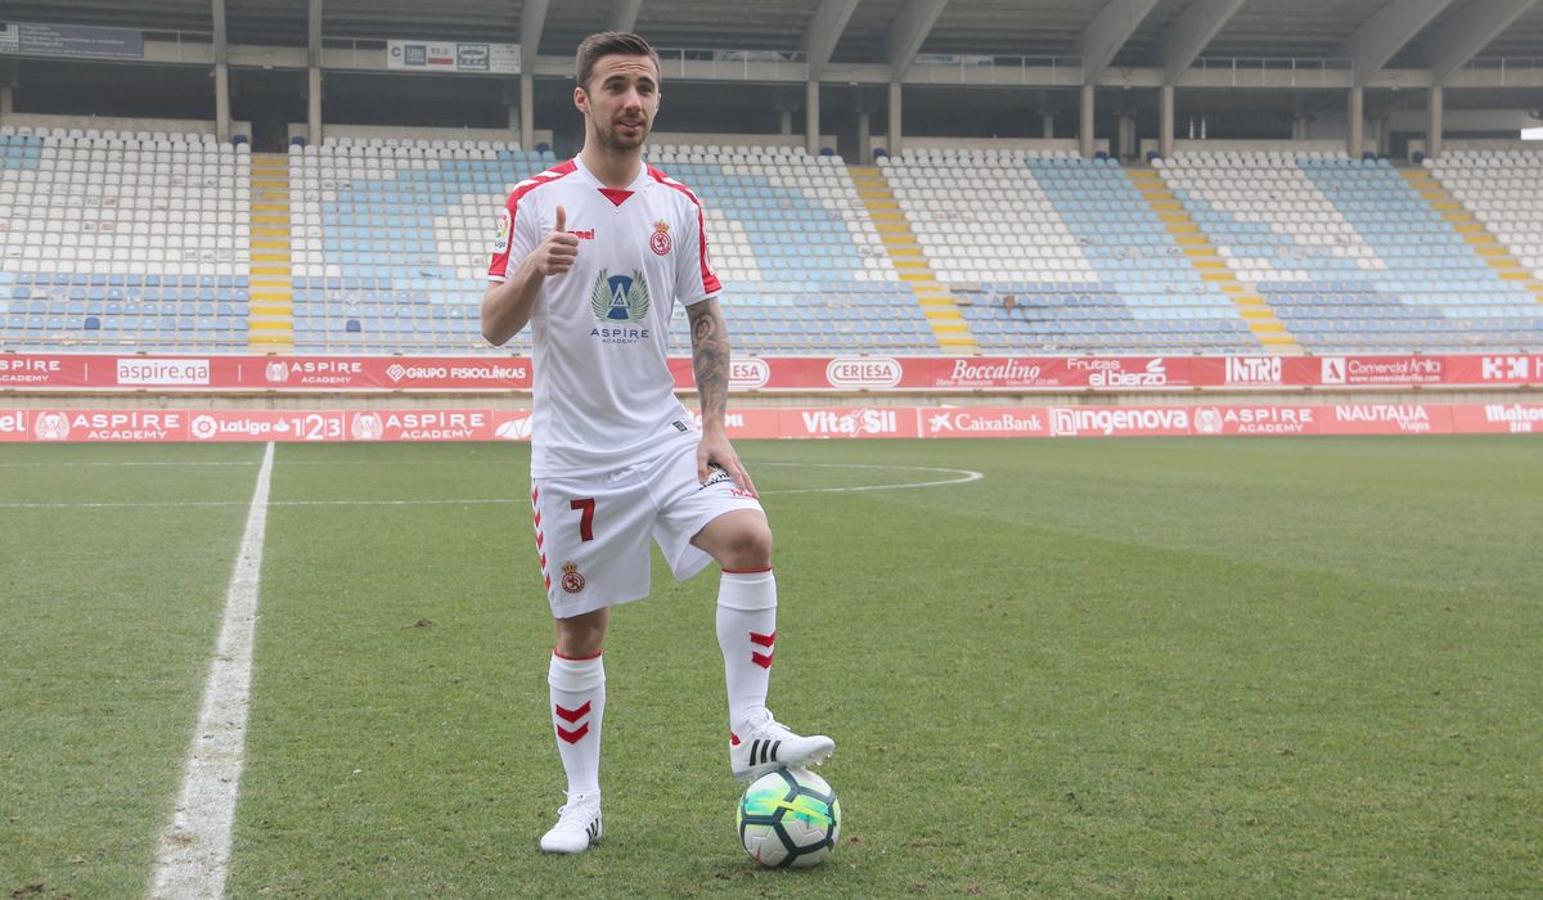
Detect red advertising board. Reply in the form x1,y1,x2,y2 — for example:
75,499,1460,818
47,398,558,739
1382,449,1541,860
1,353,1540,393
6,403,1539,443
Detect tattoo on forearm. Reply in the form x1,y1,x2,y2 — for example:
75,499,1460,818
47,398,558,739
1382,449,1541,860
689,303,730,426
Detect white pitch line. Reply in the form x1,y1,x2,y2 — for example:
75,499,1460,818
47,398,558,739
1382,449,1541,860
148,442,275,900
751,462,985,494
0,461,256,468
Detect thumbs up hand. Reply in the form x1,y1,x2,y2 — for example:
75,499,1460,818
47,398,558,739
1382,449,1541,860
535,204,579,276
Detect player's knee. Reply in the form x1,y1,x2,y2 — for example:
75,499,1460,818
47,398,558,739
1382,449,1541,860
723,522,774,569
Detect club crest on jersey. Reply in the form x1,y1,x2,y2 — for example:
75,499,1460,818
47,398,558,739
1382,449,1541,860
589,269,652,344
561,562,586,594
650,219,672,256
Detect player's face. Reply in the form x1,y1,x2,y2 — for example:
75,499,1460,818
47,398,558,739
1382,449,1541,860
576,54,660,152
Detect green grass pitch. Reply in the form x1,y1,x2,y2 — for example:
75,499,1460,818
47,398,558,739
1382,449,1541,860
2,436,1540,896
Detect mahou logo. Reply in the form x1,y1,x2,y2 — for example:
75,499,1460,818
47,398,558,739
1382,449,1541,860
265,361,290,383
730,358,771,391
34,411,71,441
351,413,385,441
825,357,902,389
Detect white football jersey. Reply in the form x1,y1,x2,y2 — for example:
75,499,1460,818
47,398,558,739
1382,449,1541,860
489,156,722,478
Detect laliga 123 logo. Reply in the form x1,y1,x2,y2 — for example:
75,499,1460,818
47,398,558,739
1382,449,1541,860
34,411,70,441
265,361,290,384
351,413,384,441
191,415,219,441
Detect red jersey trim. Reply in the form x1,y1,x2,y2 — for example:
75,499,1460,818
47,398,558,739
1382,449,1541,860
647,165,723,297
487,159,580,282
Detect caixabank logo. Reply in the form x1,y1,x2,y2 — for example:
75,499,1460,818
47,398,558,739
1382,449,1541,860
590,269,651,344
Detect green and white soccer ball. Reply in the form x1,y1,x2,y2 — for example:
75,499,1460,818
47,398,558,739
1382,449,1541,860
737,767,840,868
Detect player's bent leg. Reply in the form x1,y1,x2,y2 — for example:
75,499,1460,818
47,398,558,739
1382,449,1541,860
690,508,773,570
692,511,835,782
542,609,610,854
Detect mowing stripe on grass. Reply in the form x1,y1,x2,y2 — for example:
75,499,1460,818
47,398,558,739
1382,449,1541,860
147,442,275,900
0,464,985,510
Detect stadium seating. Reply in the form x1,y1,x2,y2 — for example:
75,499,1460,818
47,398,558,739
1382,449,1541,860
647,143,934,354
4,122,1539,358
0,125,252,350
287,137,547,353
288,140,931,354
887,147,1257,353
1159,150,1542,352
1431,149,1543,280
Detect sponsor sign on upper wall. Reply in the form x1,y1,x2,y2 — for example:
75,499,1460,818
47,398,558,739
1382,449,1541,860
0,22,145,60
386,40,520,74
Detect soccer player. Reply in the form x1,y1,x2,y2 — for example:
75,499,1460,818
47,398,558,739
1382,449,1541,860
481,31,834,855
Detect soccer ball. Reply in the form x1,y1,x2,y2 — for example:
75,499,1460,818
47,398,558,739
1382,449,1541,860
737,767,840,868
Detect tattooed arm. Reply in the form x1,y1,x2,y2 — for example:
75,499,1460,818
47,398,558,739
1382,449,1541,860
686,299,756,494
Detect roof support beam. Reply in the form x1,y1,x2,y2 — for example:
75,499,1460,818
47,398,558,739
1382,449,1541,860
609,0,643,33
1078,0,1162,84
1338,0,1456,85
1429,0,1540,84
211,0,229,142
886,0,950,79
307,0,321,67
802,0,862,80
1159,0,1248,84
521,0,551,62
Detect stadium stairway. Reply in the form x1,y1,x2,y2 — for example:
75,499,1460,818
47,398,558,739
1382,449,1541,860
1129,167,1299,353
849,164,977,353
1406,167,1543,307
248,153,294,350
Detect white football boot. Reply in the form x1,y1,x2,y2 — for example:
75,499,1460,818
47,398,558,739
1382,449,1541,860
538,792,602,854
729,708,836,782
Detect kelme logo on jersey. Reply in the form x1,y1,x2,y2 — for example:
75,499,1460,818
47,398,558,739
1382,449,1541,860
590,269,652,344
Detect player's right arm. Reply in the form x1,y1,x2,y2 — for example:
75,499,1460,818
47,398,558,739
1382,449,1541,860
481,204,578,347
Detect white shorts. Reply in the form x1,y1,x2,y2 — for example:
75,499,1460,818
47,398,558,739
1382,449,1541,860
529,435,765,618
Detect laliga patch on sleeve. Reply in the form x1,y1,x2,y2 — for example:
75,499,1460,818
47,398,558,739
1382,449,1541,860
491,207,512,254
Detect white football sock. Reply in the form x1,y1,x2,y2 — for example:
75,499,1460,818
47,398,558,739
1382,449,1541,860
548,651,605,796
716,568,778,735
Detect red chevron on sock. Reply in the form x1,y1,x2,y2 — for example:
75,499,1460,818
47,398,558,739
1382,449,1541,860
749,630,776,648
556,723,589,744
554,701,591,723
751,650,774,669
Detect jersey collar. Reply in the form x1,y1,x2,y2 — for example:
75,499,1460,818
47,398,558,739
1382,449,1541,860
572,154,650,195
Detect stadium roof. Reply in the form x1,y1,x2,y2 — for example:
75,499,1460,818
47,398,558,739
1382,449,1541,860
4,0,1541,77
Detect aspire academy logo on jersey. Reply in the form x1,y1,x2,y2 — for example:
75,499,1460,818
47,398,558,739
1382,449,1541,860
590,269,652,344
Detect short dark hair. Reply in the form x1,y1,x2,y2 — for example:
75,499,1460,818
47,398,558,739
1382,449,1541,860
575,31,661,89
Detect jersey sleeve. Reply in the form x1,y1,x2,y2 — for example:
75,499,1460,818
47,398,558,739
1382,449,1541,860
487,192,541,283
675,197,723,305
